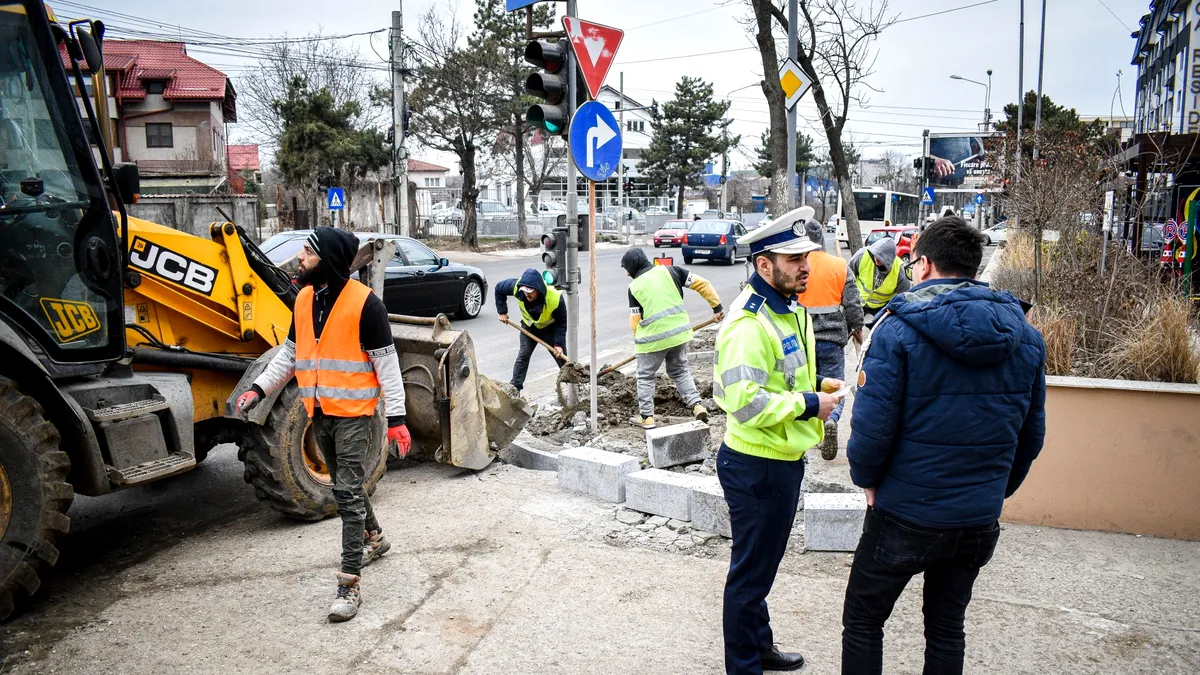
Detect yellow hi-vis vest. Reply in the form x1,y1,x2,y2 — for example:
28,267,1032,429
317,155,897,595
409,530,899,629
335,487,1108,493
629,265,693,354
856,253,902,310
515,284,562,329
714,285,822,461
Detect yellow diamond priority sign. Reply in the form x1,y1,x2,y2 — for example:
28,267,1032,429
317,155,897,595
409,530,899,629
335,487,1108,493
778,58,811,110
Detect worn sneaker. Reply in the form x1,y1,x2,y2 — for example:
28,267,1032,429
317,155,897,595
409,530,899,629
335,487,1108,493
631,414,657,429
362,530,391,568
821,419,839,460
328,572,361,623
692,403,709,423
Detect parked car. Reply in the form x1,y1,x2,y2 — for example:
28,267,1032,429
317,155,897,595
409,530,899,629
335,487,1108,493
537,201,567,215
864,226,920,262
645,206,669,216
683,220,750,265
601,206,645,230
478,200,513,221
259,231,488,319
827,214,840,233
433,202,463,224
653,220,692,247
982,224,1007,246
697,209,725,220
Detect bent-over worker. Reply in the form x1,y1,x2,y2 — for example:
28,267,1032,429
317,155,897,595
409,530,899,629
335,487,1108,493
620,248,724,429
495,268,567,394
848,236,910,322
713,207,843,675
236,226,411,623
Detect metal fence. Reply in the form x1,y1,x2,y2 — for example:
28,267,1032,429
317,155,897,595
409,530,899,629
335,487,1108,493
413,215,562,240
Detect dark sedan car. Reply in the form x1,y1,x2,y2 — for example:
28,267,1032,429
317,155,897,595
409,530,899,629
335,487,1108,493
682,220,750,265
259,231,488,320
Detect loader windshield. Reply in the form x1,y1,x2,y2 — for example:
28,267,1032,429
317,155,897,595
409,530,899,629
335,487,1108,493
0,3,124,361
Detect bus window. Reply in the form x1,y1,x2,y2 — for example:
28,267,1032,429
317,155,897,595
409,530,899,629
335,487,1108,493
855,192,886,221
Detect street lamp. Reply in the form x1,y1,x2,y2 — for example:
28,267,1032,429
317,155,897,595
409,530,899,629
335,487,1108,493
950,73,992,131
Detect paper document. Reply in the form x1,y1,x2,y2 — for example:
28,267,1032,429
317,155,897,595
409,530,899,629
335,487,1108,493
830,384,853,399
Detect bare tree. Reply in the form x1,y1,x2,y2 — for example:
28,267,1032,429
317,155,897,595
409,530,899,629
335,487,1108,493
408,7,504,249
236,35,388,151
747,0,894,252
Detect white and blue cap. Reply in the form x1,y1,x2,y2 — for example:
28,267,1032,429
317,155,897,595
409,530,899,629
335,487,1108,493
739,206,822,256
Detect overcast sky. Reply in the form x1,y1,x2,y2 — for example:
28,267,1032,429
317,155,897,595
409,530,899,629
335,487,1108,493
67,0,1148,169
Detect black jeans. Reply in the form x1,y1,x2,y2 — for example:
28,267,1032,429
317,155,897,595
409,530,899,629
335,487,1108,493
717,444,805,675
510,323,564,391
841,507,1001,675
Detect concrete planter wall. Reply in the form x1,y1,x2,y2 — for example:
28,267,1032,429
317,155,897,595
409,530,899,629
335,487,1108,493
1001,376,1200,540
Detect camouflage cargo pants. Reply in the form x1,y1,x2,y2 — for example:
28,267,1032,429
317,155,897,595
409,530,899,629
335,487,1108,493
311,413,380,576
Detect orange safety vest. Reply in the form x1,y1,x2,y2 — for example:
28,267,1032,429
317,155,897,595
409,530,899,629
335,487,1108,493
797,250,847,314
294,279,381,418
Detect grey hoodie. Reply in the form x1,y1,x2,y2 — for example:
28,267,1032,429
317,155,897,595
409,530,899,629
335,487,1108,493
848,236,911,300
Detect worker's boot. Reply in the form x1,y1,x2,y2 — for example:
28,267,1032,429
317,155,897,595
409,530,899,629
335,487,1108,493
631,414,657,429
692,403,709,423
328,572,361,623
361,529,391,568
821,419,839,461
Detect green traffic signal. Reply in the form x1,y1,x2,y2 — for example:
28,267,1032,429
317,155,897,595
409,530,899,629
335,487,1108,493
524,40,571,138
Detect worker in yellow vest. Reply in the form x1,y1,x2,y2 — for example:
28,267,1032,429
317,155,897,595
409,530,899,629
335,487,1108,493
237,227,410,623
795,208,864,461
495,268,567,394
849,235,910,322
621,248,724,428
713,207,843,674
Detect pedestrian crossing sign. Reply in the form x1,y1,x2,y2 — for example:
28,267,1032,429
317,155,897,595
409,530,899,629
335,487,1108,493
327,187,345,211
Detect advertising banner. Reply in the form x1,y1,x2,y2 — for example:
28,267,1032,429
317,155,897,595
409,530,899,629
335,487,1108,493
924,132,1005,193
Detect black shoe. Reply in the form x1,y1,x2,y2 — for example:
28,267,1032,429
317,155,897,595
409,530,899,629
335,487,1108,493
760,645,805,672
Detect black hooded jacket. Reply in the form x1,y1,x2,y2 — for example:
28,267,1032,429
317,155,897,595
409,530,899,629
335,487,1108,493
621,248,701,313
494,268,568,348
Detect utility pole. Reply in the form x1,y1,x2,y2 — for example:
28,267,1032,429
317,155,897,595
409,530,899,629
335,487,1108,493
390,8,408,235
786,0,798,209
720,126,729,213
565,0,579,360
618,71,626,239
1016,0,1025,173
1033,0,1047,162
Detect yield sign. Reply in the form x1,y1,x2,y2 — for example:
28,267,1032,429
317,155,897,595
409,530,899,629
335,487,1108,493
562,17,624,100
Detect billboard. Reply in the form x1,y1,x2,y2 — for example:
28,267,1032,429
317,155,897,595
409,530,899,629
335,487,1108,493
924,132,1005,193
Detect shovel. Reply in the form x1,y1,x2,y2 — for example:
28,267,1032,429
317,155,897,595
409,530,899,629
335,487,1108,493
503,319,582,408
597,316,721,377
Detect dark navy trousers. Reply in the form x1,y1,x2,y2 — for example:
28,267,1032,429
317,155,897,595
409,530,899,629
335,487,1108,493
717,443,806,675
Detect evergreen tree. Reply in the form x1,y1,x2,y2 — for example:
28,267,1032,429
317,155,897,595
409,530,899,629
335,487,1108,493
754,129,815,179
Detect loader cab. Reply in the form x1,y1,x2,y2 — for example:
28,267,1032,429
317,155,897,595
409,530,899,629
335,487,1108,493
0,1,126,364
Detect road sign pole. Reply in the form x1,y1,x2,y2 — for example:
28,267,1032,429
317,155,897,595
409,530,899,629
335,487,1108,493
786,0,798,209
565,0,579,362
588,179,598,432
618,71,625,240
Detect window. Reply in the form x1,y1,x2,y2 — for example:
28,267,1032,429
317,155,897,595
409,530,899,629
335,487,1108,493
145,123,173,148
146,81,166,95
423,177,441,187
397,238,438,267
626,120,645,133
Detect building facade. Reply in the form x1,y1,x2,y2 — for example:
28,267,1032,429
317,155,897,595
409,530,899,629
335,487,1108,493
1132,1,1197,134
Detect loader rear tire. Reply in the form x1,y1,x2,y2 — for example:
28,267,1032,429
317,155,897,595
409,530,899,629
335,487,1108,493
239,383,387,521
0,376,73,621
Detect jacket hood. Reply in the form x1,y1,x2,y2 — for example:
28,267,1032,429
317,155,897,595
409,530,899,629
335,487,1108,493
307,227,359,289
887,280,1027,365
518,267,547,295
867,236,897,270
621,247,654,278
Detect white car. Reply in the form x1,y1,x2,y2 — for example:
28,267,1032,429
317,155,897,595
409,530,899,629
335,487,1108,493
982,224,1007,246
826,214,840,233
645,206,669,216
537,201,567,215
477,200,514,221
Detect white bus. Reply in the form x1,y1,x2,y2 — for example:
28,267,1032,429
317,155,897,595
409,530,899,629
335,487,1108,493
835,188,921,246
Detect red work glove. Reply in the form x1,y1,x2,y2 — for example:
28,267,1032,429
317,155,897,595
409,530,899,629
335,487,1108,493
388,424,412,459
236,390,260,416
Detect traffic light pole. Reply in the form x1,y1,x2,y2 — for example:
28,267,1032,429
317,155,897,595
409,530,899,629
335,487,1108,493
391,8,408,236
565,0,580,361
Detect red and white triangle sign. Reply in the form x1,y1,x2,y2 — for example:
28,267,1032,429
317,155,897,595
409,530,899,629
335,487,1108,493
561,17,624,100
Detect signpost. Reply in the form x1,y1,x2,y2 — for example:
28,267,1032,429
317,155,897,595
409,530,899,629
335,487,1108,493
562,21,623,434
778,58,811,110
328,187,345,226
922,187,935,205
974,193,985,205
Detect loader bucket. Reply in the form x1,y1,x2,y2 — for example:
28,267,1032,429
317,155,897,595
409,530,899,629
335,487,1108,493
388,314,531,470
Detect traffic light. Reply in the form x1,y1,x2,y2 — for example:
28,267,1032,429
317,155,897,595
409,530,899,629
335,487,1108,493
541,226,568,289
576,214,590,253
524,40,570,136
914,157,935,181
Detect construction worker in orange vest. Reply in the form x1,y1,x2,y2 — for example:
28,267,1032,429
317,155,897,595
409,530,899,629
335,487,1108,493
236,227,411,623
796,207,865,460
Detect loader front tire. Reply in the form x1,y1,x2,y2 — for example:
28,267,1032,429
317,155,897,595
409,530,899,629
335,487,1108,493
239,383,387,521
0,376,73,621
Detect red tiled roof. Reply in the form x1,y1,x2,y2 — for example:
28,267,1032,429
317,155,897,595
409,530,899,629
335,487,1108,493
60,40,232,105
227,145,260,172
407,159,450,173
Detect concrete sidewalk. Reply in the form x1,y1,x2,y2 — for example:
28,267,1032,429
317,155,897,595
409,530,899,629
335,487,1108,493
5,463,1198,674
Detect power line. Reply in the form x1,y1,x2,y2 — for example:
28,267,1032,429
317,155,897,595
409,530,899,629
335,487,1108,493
616,46,756,66
1095,0,1133,32
894,0,1002,25
627,3,735,30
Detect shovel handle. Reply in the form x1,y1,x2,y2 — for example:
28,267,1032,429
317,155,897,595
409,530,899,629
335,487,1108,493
505,319,568,362
598,315,721,376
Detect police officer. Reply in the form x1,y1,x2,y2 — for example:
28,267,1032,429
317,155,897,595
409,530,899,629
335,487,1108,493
714,207,843,674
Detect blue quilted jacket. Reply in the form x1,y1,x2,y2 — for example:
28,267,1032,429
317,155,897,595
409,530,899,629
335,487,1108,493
847,279,1047,529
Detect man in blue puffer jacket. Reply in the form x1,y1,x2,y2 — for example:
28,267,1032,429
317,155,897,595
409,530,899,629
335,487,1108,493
841,217,1047,675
